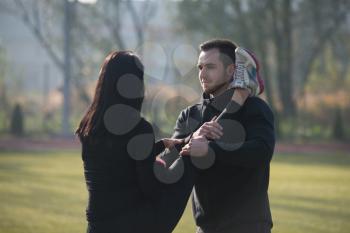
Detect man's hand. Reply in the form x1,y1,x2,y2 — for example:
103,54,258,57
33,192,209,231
180,136,209,157
193,116,223,140
162,138,184,149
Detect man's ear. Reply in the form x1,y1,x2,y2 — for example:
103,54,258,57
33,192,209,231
226,64,235,77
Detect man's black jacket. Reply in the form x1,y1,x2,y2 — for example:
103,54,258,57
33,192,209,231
169,88,275,232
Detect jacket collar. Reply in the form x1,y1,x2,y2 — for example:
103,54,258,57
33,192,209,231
201,88,235,112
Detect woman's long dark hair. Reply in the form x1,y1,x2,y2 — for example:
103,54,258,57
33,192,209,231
76,51,144,141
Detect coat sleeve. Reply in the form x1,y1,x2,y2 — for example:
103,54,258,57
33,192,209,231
134,115,196,198
154,140,165,156
159,108,194,165
208,98,275,168
172,107,195,142
134,121,165,199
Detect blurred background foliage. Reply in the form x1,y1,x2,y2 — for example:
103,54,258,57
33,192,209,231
0,0,349,142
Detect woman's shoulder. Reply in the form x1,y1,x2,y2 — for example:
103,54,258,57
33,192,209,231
134,117,154,135
82,118,155,144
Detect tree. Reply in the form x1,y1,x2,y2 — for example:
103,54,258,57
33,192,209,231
176,0,350,118
0,0,158,135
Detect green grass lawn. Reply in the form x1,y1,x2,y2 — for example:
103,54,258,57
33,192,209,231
0,150,349,233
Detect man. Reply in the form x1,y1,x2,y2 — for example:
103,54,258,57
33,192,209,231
167,39,275,233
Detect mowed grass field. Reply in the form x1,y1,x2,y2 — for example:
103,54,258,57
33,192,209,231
0,150,349,233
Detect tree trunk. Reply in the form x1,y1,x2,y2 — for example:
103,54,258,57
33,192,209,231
272,0,297,116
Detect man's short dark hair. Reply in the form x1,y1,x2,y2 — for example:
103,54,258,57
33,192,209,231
199,39,238,67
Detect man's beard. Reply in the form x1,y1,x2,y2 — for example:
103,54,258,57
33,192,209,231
204,80,230,95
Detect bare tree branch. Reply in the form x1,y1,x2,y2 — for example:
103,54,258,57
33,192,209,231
299,4,349,89
88,0,126,49
13,0,64,71
126,0,144,46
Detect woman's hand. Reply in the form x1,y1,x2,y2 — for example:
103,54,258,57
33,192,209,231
162,138,184,149
180,136,209,157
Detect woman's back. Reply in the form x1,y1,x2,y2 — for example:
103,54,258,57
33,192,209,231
82,118,159,232
77,51,196,233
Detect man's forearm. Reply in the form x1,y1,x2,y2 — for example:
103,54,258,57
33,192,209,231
208,137,274,168
209,108,275,168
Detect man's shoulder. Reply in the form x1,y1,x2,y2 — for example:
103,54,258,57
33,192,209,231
245,96,269,107
175,102,203,123
137,117,154,134
243,97,274,118
179,103,202,115
188,102,203,111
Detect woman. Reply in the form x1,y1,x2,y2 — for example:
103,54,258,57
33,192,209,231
76,51,197,233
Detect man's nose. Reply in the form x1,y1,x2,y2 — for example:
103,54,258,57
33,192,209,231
199,69,206,81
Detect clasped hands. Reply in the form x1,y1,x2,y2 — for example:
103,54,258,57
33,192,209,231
161,116,223,157
180,116,223,157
